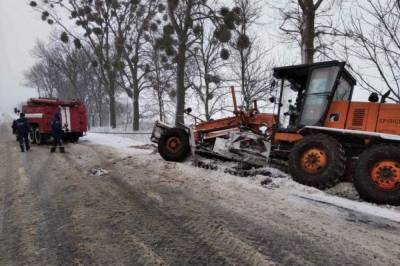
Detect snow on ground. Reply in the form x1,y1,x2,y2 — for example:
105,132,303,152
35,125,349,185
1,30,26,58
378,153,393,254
84,131,400,223
82,132,154,155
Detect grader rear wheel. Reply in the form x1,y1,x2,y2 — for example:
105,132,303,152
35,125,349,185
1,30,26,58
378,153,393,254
288,134,346,189
354,145,400,205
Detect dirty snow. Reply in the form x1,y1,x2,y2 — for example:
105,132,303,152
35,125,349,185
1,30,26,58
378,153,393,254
89,167,109,176
83,131,400,223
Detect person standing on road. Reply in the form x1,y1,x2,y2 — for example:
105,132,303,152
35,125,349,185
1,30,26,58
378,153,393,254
51,112,65,153
15,113,31,152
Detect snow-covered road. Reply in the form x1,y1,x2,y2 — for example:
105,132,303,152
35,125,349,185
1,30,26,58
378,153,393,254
1,121,400,265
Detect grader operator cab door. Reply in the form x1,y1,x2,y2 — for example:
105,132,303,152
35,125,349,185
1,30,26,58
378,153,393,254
274,61,355,132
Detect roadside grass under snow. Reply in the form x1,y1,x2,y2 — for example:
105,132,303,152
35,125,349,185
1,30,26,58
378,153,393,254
83,130,400,223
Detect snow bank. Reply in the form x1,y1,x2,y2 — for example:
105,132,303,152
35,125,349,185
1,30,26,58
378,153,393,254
293,191,400,222
82,132,154,155
267,176,400,223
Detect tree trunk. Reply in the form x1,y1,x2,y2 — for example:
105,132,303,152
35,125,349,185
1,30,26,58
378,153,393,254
106,69,117,129
132,87,140,131
109,87,117,129
99,112,103,127
205,82,210,121
240,49,250,109
175,46,186,125
157,86,164,122
301,4,316,64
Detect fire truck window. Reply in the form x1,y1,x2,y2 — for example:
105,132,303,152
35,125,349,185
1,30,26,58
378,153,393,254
333,78,351,101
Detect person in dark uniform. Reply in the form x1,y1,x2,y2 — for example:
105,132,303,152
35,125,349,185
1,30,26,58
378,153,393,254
15,113,31,152
51,112,65,153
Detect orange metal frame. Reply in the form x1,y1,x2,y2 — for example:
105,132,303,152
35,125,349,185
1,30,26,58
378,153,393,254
192,87,276,141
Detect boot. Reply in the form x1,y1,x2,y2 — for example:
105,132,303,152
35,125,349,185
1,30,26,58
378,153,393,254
50,147,56,153
59,147,65,153
20,146,24,152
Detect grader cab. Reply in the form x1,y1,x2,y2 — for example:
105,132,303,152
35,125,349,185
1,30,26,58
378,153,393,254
271,60,400,205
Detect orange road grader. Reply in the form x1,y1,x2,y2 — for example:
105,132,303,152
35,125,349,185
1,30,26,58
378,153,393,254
152,61,400,205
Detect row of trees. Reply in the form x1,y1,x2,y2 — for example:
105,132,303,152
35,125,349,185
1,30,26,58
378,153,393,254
25,0,400,130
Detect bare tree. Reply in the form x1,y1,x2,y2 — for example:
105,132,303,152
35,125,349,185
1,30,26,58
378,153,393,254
158,1,240,124
24,61,60,98
146,42,175,122
189,19,225,120
227,0,274,109
25,39,109,127
115,1,164,130
277,0,340,64
334,0,400,102
30,0,142,128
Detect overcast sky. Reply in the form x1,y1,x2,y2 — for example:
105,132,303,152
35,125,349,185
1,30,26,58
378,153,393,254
0,0,51,113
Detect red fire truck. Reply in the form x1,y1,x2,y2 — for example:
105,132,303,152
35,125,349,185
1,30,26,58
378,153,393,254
20,98,88,144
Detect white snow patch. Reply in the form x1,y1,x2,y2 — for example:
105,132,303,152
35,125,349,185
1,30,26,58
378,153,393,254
82,132,154,155
90,167,109,176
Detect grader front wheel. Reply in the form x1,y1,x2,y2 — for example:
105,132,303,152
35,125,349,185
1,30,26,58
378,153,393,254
158,128,191,162
288,134,346,189
354,145,400,205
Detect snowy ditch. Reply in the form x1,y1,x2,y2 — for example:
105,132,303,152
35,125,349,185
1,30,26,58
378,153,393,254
83,131,400,223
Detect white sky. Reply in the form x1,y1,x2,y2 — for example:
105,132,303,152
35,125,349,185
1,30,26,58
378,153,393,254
0,0,51,113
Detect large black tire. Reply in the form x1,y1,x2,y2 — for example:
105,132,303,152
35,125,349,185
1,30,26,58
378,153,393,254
288,134,346,189
71,134,80,143
158,128,190,162
354,145,400,205
34,128,47,145
29,128,37,144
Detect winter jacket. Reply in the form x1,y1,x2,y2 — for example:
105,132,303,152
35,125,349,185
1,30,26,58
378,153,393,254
51,114,63,138
15,118,30,136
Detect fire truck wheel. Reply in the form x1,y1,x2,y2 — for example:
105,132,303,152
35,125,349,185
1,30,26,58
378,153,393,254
288,134,346,189
29,128,37,144
34,128,46,145
158,128,190,162
71,134,80,143
354,145,400,205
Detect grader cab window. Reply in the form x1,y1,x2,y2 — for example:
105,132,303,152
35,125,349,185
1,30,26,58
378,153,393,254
333,78,352,101
279,80,303,129
299,66,340,126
